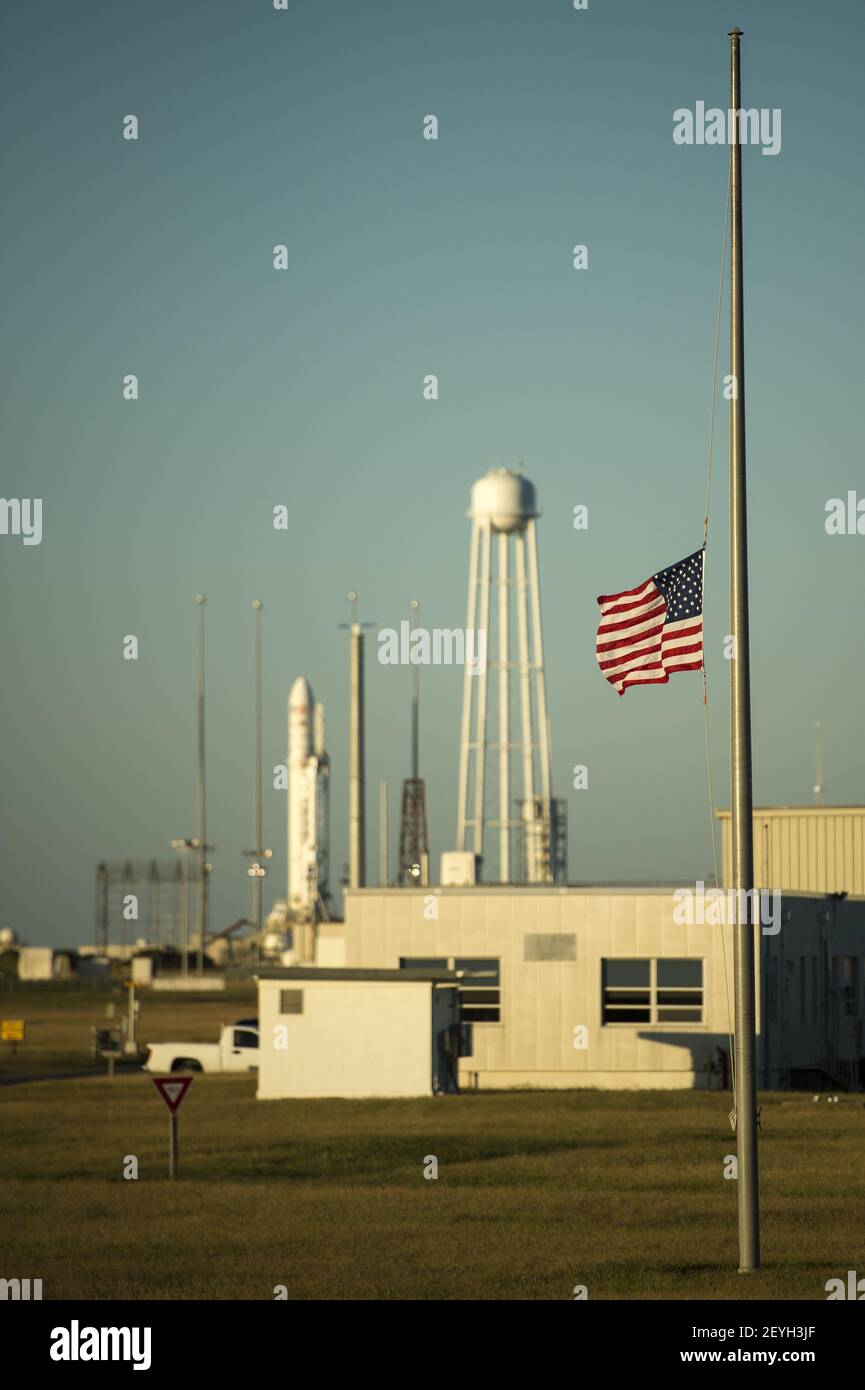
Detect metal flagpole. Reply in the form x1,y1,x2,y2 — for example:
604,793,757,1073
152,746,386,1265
728,26,760,1273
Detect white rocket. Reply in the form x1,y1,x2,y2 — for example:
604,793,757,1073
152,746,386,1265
287,676,330,921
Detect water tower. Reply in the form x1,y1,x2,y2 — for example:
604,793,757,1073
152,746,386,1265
455,467,557,883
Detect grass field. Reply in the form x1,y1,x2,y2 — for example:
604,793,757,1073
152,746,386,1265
1,986,862,1300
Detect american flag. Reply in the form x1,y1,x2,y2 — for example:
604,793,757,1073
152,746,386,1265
596,549,704,696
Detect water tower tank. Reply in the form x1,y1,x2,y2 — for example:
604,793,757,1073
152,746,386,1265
469,468,537,534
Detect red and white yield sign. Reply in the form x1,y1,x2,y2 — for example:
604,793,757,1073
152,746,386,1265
151,1075,193,1114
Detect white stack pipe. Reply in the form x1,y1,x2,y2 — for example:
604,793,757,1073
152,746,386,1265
349,626,366,889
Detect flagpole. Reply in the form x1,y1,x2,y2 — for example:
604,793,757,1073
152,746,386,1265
728,26,760,1273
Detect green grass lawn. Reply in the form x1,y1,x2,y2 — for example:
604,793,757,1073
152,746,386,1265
1,1074,861,1300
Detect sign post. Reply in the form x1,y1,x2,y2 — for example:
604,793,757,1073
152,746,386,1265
91,1026,121,1077
124,981,141,1055
1,1019,25,1058
151,1076,193,1178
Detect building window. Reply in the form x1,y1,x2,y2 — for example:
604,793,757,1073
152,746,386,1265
656,959,703,1022
602,958,703,1025
279,989,303,1015
454,958,501,1022
602,959,650,1023
399,956,501,1024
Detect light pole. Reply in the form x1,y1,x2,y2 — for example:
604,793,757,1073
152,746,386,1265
170,837,194,975
194,594,207,975
339,593,375,892
242,600,271,967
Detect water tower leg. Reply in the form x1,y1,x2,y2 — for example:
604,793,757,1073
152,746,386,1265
472,524,492,860
498,532,510,882
515,530,536,878
456,520,480,853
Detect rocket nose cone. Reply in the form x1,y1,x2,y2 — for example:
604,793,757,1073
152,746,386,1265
289,676,314,708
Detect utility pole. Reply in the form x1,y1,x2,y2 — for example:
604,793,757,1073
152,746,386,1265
349,595,365,889
397,598,429,886
340,593,374,890
253,601,263,963
170,838,194,975
379,781,389,886
728,26,760,1274
244,600,271,967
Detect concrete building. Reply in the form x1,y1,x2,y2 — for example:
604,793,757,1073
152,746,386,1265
257,967,461,1099
326,885,865,1091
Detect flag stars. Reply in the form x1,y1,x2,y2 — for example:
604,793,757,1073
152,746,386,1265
596,550,704,695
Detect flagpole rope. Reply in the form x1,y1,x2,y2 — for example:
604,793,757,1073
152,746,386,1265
703,151,736,1102
704,151,732,545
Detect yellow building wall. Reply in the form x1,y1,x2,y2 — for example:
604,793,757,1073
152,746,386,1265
718,807,865,896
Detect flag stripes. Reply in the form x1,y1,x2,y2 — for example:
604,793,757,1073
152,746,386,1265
596,550,704,696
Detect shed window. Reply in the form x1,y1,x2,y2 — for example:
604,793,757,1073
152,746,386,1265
279,989,303,1015
400,956,501,1023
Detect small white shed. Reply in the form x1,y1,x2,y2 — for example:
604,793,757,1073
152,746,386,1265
18,947,54,980
256,967,462,1099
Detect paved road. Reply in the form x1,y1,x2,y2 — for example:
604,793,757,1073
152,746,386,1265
0,1064,142,1087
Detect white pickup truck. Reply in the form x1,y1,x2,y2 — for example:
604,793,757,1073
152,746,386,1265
143,1018,260,1074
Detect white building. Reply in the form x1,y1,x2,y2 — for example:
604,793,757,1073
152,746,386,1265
257,967,461,1099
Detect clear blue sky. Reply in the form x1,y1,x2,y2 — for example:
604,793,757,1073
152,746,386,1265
1,0,862,947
